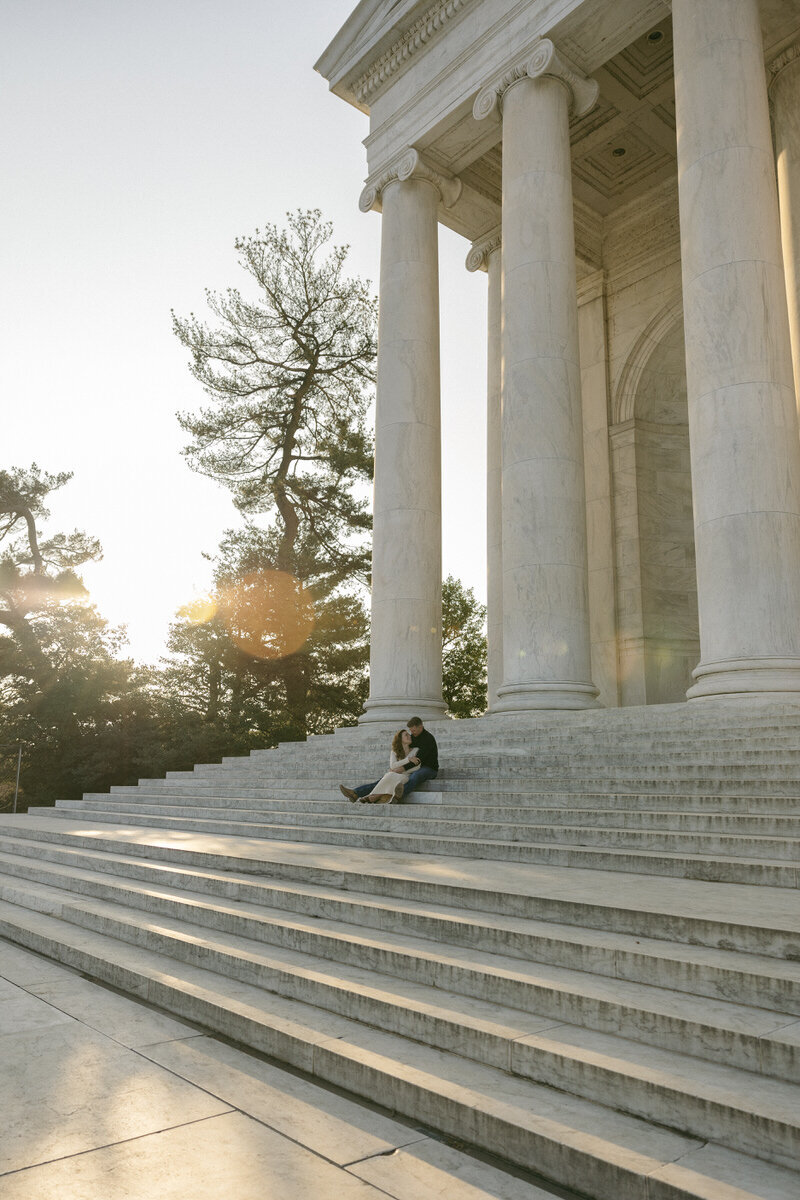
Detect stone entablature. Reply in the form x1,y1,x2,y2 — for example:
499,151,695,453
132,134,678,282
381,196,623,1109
353,0,476,108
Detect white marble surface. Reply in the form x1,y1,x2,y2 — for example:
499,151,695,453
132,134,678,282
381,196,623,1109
578,281,620,708
493,73,597,711
484,243,503,711
674,0,800,699
362,174,446,723
771,45,800,408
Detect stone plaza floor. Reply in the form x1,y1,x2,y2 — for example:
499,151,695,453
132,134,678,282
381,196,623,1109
0,937,567,1200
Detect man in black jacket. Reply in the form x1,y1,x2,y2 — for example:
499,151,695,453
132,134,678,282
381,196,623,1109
339,717,439,804
403,717,439,799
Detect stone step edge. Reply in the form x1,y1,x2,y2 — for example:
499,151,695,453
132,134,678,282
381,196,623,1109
5,906,795,1200
2,847,799,1019
53,800,800,844
2,869,798,1092
1,828,796,962
34,808,800,882
98,787,800,807
2,814,796,896
61,798,800,829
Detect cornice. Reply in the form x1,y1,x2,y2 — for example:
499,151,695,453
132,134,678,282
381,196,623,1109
465,226,502,273
353,0,474,107
473,37,599,123
359,147,462,213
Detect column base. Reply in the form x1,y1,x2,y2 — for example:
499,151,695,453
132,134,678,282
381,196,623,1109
493,681,601,713
687,657,800,700
359,696,448,725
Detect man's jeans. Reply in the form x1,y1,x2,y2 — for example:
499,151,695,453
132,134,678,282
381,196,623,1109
352,766,438,802
398,765,437,800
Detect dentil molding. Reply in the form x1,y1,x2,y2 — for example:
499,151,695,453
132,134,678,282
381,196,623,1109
473,37,599,122
359,147,462,213
353,0,475,107
465,226,501,272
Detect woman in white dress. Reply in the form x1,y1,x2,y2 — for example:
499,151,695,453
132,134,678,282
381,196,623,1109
361,729,420,804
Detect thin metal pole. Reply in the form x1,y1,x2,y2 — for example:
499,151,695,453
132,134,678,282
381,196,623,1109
13,745,21,813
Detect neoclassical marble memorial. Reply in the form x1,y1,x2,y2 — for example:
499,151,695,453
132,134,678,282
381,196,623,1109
316,0,800,722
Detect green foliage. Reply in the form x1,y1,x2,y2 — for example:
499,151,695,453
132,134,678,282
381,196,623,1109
158,524,370,747
0,467,142,808
442,575,487,719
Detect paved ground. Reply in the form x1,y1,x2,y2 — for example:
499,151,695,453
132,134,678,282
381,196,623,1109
0,936,573,1200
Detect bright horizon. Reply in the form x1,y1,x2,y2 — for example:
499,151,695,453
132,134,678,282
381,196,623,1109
2,0,488,665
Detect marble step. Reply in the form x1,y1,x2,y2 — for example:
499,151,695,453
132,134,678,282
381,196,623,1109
70,795,800,834
179,763,800,782
187,759,800,779
3,906,798,1199
54,799,800,861
3,870,798,1088
40,805,800,884
255,740,800,762
99,784,800,812
248,747,800,770
1,828,796,962
0,875,798,1173
1,848,799,1016
128,775,800,798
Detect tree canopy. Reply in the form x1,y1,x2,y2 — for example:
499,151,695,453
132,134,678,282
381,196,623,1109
173,210,378,734
173,208,377,585
442,575,488,718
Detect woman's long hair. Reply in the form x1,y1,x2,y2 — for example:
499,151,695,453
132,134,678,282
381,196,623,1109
391,729,406,758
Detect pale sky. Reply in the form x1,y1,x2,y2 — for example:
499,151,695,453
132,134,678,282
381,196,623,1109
2,0,488,664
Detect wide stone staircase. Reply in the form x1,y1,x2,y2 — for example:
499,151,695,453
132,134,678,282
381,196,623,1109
0,700,799,1198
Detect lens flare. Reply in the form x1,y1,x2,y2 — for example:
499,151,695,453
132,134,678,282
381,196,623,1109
218,570,315,660
180,595,218,625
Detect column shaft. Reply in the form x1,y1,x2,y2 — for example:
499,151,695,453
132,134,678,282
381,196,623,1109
361,176,447,723
496,74,598,711
485,245,503,709
771,49,800,404
673,0,800,699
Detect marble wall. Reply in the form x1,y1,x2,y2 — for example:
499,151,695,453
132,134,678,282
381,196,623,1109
580,182,700,706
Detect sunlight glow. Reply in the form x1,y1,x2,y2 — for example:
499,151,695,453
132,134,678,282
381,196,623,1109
219,570,315,660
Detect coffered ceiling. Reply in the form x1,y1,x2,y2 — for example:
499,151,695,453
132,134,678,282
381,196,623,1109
459,17,677,219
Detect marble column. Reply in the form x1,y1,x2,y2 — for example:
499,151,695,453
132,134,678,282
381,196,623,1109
770,44,800,406
673,0,800,699
466,229,503,710
358,149,460,723
474,40,600,711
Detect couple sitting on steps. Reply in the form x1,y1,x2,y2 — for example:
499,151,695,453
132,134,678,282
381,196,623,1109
339,717,439,805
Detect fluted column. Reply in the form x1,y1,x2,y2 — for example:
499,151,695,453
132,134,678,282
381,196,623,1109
358,149,460,722
673,0,800,699
770,45,800,405
474,40,600,711
467,229,503,710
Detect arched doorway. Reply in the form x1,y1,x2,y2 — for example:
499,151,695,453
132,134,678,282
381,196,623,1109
611,309,700,704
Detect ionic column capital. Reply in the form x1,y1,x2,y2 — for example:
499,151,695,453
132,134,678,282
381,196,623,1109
359,147,462,213
473,38,599,123
768,41,800,92
465,226,501,273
